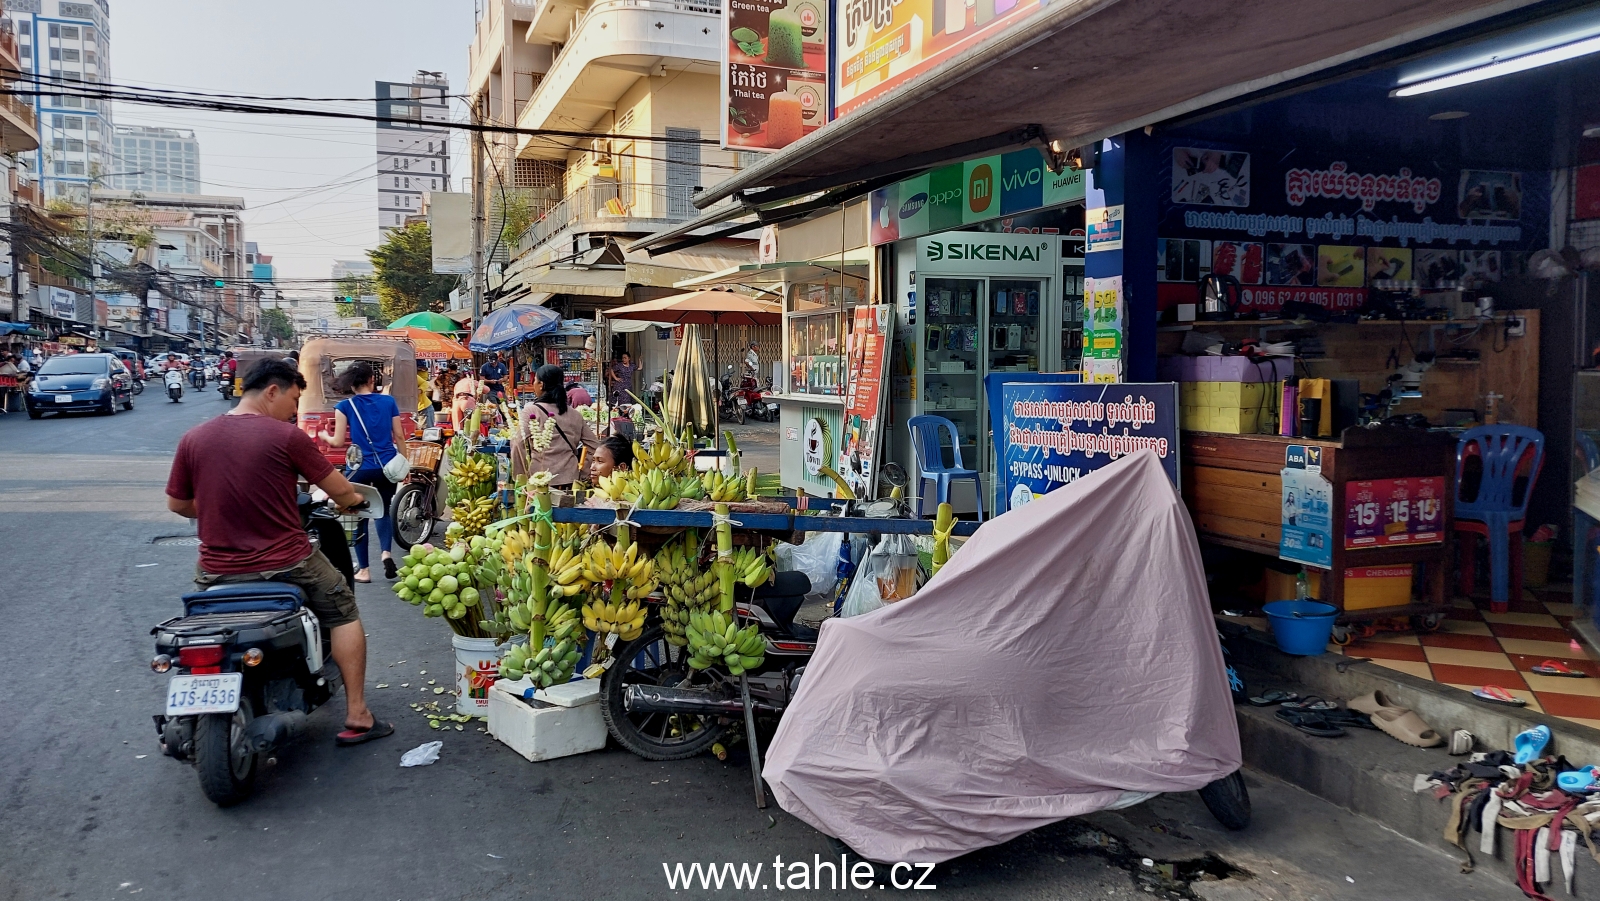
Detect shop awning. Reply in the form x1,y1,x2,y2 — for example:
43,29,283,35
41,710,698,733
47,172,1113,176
443,308,474,324
518,266,629,297
674,260,870,290
693,0,1543,208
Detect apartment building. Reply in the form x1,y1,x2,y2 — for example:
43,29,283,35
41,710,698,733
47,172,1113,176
109,125,201,194
377,72,452,232
9,0,112,201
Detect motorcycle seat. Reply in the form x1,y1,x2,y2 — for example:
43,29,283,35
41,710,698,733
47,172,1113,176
182,582,306,617
738,572,815,640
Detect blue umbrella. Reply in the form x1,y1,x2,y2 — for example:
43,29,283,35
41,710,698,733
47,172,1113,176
468,303,561,353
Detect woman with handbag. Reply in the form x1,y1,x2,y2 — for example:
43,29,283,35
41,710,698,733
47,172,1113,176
511,363,598,489
328,361,407,583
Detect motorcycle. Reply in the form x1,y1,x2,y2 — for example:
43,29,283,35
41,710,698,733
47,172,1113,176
218,372,235,403
164,369,184,402
189,366,206,389
149,487,374,806
733,375,778,422
646,371,668,415
390,437,443,550
132,378,144,396
717,364,745,425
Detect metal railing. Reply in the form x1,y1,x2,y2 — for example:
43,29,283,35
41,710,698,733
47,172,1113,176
513,182,715,254
546,0,721,75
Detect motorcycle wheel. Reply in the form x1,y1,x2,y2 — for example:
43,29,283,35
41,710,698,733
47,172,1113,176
390,482,434,551
601,624,727,761
132,379,144,395
194,701,258,807
1198,770,1251,830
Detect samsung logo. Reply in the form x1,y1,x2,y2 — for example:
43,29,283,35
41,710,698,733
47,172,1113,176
899,192,927,219
925,241,1045,262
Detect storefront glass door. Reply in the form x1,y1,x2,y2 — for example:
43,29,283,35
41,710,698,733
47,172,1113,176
987,279,1043,378
922,276,983,469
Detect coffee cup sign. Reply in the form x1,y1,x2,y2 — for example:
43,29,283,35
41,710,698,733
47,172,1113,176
804,417,827,476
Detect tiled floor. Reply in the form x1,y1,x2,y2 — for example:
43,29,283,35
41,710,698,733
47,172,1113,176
1235,585,1600,730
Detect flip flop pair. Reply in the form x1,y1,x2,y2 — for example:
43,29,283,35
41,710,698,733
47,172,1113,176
335,718,395,747
1275,707,1346,737
1474,685,1528,707
1248,690,1300,707
1531,660,1589,678
1348,690,1443,748
1279,696,1338,712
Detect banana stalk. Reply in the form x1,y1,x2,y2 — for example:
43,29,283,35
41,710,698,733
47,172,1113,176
931,502,954,576
529,478,552,650
724,430,741,474
716,502,734,613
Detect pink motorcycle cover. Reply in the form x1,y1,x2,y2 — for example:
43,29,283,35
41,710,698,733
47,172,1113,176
762,451,1241,862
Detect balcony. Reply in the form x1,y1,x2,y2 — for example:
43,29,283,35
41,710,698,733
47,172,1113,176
0,92,38,154
514,0,720,151
470,0,539,96
511,180,734,254
0,26,19,74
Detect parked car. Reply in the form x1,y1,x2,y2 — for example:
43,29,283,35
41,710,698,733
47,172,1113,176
26,352,135,418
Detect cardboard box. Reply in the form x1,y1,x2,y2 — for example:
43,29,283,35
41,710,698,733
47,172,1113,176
1342,565,1414,611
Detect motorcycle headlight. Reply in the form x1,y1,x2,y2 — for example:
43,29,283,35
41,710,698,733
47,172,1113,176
91,377,110,390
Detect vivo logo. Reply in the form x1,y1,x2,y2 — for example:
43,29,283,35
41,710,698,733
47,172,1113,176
899,192,927,218
925,241,1044,263
968,164,993,213
1002,167,1041,191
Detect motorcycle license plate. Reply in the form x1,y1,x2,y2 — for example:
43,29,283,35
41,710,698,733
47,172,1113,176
736,397,748,407
54,394,73,403
165,673,242,716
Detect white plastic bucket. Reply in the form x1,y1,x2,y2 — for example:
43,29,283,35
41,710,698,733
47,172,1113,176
452,634,507,716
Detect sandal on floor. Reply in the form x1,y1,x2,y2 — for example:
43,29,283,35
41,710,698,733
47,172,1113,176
1275,708,1346,737
1280,695,1337,711
335,718,395,746
1347,690,1406,715
1370,707,1444,748
1473,685,1528,707
1558,766,1600,793
383,558,398,580
1532,660,1588,678
1248,690,1300,707
1321,709,1377,730
1514,725,1552,765
354,573,372,584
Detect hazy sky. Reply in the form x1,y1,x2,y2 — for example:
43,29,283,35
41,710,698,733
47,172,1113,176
108,0,474,289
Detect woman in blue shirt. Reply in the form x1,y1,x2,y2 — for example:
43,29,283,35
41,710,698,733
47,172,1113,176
329,361,404,582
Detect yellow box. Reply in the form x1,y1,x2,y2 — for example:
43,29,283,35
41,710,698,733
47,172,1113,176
1342,565,1414,611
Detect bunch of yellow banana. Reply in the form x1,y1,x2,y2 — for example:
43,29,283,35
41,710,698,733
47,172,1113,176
686,609,766,674
499,526,533,568
699,470,746,503
623,468,681,510
632,438,689,477
544,542,592,600
596,471,635,503
582,540,653,584
729,544,773,588
582,597,648,640
451,496,498,537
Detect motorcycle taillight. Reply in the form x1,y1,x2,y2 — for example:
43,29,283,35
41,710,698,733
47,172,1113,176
177,645,225,673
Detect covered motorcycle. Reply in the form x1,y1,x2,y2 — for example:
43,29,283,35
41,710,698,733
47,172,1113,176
762,450,1241,863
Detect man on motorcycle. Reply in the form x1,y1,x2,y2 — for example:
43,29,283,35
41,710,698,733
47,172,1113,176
162,352,187,374
220,351,237,380
743,341,761,380
164,359,393,746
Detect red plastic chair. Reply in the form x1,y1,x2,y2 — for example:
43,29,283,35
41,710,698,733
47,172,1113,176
1454,425,1544,613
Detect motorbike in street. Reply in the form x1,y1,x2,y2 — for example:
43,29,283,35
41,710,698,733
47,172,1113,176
218,373,236,403
189,366,206,389
131,378,144,396
390,438,443,550
164,369,184,403
149,487,374,806
646,371,668,415
732,375,778,422
717,364,746,425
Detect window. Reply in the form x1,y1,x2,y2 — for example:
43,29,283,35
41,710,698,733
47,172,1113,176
20,45,29,58
51,114,63,128
65,116,82,130
427,141,433,152
51,137,62,150
66,161,84,174
393,176,399,187
64,96,79,108
430,160,436,172
61,48,78,61
48,46,59,60
65,139,82,152
139,139,150,148
53,161,64,174
61,26,78,39
48,23,59,37
18,21,29,35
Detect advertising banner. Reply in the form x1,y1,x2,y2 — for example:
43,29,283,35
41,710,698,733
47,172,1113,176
869,148,1085,245
1082,275,1122,382
837,304,892,497
997,381,1178,513
428,192,473,275
833,0,1045,118
1344,477,1446,549
722,0,828,151
1280,467,1334,569
49,287,77,321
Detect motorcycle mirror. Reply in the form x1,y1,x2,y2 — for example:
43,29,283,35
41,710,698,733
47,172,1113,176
880,463,908,490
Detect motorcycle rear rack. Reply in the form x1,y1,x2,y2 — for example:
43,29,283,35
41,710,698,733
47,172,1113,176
152,608,300,636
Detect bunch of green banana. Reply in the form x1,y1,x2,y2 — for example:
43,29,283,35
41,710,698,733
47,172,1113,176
686,609,765,675
632,437,690,478
622,468,681,509
498,604,585,686
451,496,498,537
675,473,706,501
730,544,773,588
699,470,746,503
660,569,719,646
444,437,499,505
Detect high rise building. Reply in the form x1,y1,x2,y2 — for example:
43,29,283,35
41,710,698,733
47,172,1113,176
8,0,113,201
109,125,200,193
376,71,451,232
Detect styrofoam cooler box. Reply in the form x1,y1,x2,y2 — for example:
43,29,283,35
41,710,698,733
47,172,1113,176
486,677,607,762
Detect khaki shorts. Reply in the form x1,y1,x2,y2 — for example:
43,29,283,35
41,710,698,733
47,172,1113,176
195,550,361,628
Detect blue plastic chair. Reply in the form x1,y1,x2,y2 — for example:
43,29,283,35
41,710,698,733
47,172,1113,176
1454,425,1544,612
907,415,983,521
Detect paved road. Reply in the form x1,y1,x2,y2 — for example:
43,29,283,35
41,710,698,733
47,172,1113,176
0,395,1515,901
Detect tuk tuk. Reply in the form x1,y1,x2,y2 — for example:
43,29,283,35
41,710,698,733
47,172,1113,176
222,346,285,401
296,336,419,466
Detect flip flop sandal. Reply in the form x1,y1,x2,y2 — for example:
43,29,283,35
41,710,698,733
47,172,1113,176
1321,710,1378,730
354,575,372,584
335,719,395,747
1474,685,1528,707
1347,689,1405,715
1532,660,1589,678
1280,696,1338,711
1370,707,1444,748
1248,690,1300,707
1514,725,1552,765
1275,708,1346,737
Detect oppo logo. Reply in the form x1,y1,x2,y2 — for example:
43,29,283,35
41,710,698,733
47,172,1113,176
924,241,1043,263
968,164,994,213
928,188,962,205
899,192,927,218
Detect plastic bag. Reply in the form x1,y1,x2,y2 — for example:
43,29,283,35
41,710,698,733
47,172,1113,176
840,533,920,617
775,531,844,598
400,740,443,767
839,557,886,618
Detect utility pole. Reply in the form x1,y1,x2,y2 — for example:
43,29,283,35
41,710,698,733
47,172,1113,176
470,100,485,329
10,216,20,324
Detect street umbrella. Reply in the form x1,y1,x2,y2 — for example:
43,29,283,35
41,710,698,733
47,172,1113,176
664,323,716,439
387,311,461,333
604,289,780,422
469,302,561,353
389,326,471,361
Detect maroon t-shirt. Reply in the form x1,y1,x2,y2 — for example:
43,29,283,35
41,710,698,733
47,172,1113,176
166,413,335,574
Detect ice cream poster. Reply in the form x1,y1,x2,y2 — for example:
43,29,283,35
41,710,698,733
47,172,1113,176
722,0,828,151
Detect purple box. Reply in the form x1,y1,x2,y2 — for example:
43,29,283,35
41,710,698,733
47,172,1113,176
1209,356,1292,383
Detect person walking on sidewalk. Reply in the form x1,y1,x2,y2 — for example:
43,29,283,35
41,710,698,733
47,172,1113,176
327,361,404,583
165,358,392,746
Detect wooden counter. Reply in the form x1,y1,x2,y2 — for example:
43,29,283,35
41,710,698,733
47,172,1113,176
1183,429,1456,620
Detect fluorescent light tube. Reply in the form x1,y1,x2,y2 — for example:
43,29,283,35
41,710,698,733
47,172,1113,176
1391,33,1600,96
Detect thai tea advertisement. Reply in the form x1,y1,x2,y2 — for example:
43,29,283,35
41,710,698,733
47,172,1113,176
722,0,828,151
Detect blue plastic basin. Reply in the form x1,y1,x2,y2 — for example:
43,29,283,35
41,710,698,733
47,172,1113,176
1262,600,1339,656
